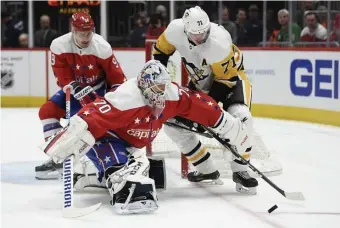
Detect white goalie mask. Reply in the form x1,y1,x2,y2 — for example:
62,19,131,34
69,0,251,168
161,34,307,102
182,6,211,45
137,60,171,117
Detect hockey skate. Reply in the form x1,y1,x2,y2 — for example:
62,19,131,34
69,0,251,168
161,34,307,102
35,158,63,180
233,171,258,195
187,170,223,185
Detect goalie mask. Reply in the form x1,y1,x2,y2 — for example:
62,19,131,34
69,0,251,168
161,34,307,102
71,12,95,48
137,60,171,117
182,6,211,45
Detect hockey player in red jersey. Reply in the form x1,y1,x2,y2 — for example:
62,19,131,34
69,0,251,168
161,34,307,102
41,60,252,214
35,12,126,179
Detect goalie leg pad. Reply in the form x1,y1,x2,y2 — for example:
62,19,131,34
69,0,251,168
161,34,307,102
148,156,166,190
105,152,158,214
40,115,95,163
73,157,107,190
111,176,158,214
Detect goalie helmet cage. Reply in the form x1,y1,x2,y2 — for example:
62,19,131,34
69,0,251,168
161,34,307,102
145,37,282,178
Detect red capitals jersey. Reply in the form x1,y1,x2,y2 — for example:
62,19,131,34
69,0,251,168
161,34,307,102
78,78,222,148
300,24,327,42
50,32,126,89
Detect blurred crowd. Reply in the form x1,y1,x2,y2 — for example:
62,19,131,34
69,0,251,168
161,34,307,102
1,1,340,48
1,11,59,48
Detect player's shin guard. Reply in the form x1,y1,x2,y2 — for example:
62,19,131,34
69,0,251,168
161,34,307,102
227,104,258,194
184,140,221,183
164,122,220,182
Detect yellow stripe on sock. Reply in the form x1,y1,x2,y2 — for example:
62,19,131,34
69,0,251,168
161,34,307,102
187,147,207,162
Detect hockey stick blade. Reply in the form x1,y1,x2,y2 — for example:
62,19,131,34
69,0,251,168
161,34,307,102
62,202,102,218
284,192,305,201
198,124,306,201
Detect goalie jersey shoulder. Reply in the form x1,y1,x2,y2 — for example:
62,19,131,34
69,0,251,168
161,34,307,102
104,79,180,111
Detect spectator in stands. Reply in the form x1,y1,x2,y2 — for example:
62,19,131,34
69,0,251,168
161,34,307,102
330,14,340,45
18,33,28,48
244,4,263,46
129,17,148,47
300,12,327,42
34,15,58,47
219,6,237,43
1,11,22,47
266,9,279,40
155,4,168,26
296,1,314,29
138,11,150,26
146,14,165,38
269,9,301,43
235,8,248,46
316,5,328,28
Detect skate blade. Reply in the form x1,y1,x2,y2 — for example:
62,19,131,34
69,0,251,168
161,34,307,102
35,170,62,180
235,183,257,195
195,178,224,185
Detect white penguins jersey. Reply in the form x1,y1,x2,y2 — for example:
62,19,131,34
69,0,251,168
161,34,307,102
153,19,250,96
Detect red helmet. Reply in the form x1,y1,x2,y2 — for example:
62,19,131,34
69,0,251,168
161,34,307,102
71,12,94,31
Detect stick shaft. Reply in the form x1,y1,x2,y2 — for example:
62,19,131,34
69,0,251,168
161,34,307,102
202,126,288,198
63,86,74,209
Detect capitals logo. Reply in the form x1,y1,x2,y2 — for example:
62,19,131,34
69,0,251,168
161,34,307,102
127,128,160,140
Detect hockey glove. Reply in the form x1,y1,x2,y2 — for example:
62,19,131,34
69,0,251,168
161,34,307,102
66,81,97,107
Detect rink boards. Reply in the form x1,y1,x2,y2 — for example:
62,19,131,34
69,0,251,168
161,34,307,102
1,47,339,126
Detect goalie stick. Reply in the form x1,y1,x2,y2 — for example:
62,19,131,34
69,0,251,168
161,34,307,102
199,123,305,201
62,85,102,218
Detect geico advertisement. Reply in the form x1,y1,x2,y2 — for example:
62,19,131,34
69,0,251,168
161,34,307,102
243,50,340,111
290,59,339,99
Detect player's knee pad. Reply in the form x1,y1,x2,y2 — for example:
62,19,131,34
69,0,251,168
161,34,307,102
227,104,253,161
227,104,253,133
40,115,95,163
212,105,252,157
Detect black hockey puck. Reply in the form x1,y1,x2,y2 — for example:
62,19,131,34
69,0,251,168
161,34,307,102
268,205,278,214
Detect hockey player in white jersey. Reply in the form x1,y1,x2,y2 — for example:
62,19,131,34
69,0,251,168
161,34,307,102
153,6,258,194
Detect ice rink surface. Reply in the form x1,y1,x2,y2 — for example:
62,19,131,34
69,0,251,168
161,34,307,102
1,108,340,228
